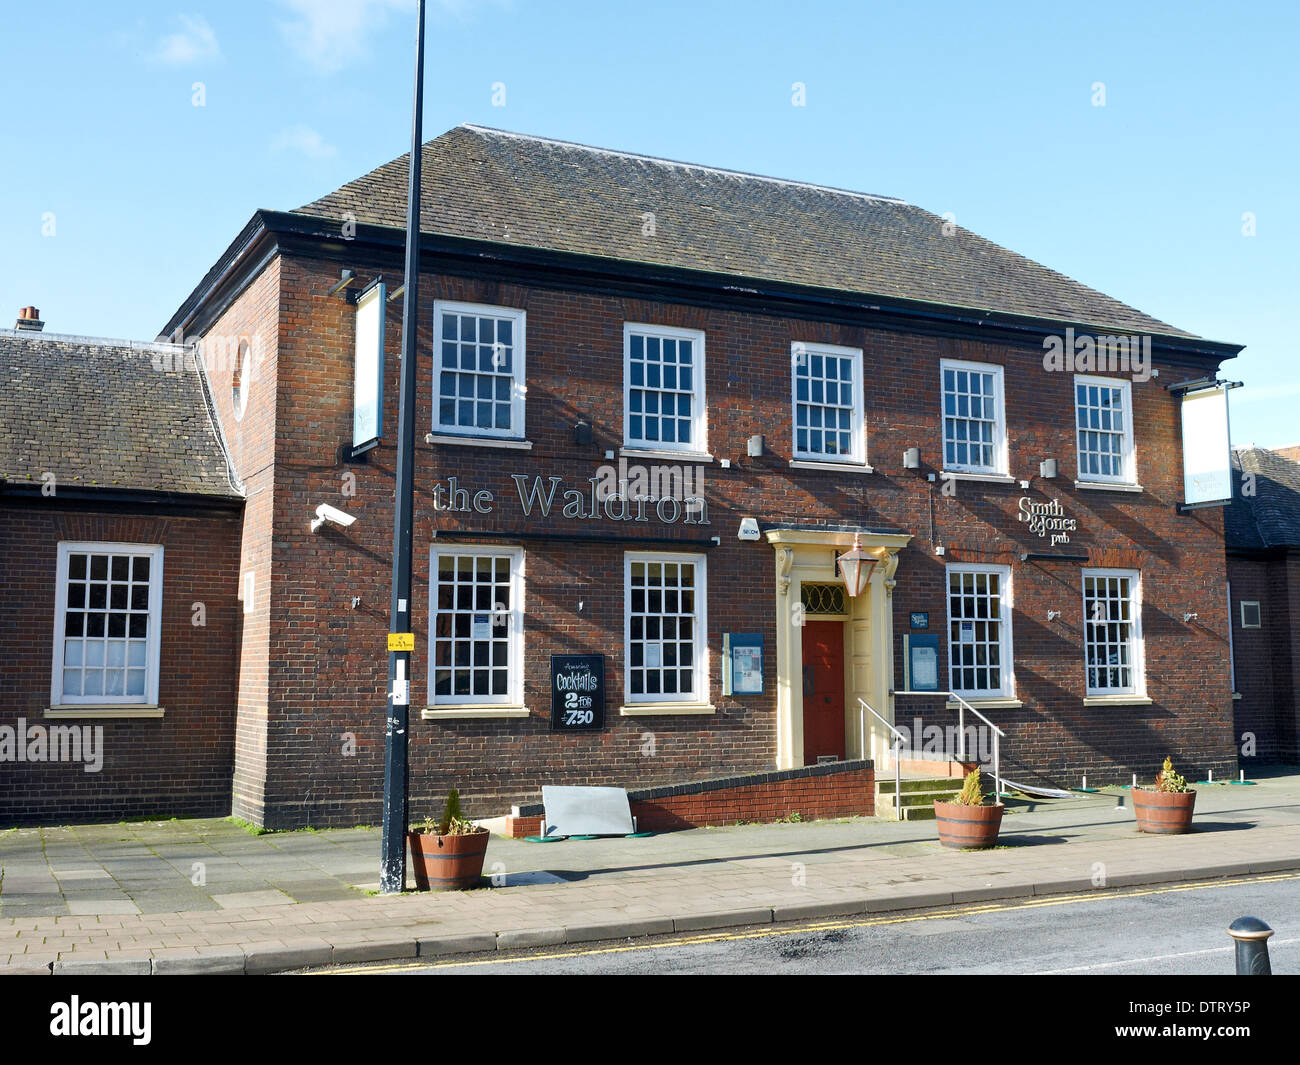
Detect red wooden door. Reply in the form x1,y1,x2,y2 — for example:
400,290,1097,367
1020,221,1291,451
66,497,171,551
801,620,846,764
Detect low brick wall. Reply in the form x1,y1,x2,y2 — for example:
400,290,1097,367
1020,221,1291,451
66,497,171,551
507,760,874,836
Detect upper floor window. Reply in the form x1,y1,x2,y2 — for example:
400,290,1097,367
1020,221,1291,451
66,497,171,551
941,359,1006,474
433,301,526,439
1075,375,1135,484
1082,569,1143,696
792,342,865,463
623,324,706,452
52,543,164,706
947,565,1013,698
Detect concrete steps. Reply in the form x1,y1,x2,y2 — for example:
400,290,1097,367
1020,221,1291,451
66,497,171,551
875,775,964,821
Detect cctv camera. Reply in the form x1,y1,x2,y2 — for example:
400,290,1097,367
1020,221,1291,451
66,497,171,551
311,503,357,533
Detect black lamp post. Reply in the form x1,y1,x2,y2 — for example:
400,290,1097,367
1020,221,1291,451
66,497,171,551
379,0,426,895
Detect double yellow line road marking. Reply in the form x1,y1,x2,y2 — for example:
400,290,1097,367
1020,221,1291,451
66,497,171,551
317,871,1300,974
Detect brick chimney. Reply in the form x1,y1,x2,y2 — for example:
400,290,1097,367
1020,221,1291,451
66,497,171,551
15,306,44,332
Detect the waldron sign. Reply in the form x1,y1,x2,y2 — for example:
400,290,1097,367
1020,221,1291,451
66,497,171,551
433,465,710,526
1018,497,1078,546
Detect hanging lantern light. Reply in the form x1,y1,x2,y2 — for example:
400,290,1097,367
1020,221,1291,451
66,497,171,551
837,533,878,598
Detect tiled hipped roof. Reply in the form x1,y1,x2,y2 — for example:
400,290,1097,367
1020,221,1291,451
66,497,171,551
1227,447,1300,550
295,124,1194,338
0,330,242,500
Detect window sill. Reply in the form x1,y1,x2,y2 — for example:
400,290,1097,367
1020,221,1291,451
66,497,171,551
1232,692,1243,700
424,434,533,451
1075,481,1143,493
789,460,874,475
1082,694,1153,707
618,447,714,463
945,697,1023,710
941,471,1016,484
422,706,532,720
46,706,165,719
619,702,716,716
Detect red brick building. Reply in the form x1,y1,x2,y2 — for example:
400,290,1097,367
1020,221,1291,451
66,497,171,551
0,320,243,824
5,126,1247,827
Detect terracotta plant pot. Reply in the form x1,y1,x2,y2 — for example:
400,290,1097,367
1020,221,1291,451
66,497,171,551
934,801,1004,849
408,827,490,890
1132,787,1196,834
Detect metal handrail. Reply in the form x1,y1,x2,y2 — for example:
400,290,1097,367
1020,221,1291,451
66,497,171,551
857,697,905,821
891,689,1005,801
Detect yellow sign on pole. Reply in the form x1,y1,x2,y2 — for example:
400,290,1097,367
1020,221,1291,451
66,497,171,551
387,632,415,652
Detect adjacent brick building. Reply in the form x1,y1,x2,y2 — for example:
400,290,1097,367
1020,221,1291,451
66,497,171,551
0,322,243,824
1226,445,1300,763
4,125,1249,828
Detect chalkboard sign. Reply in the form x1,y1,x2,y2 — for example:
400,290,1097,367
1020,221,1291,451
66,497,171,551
549,654,606,732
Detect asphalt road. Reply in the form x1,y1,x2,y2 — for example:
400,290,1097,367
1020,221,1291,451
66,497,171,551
313,872,1300,975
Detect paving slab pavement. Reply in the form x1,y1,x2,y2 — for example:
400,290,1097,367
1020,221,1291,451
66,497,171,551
3,769,1300,973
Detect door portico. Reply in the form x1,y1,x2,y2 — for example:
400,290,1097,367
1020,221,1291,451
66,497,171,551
766,526,911,770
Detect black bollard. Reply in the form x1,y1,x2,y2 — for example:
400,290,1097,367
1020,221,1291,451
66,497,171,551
1227,917,1273,975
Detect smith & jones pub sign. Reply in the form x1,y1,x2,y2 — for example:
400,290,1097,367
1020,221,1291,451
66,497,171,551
550,654,606,732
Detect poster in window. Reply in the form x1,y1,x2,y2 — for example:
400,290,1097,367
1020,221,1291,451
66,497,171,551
907,634,940,692
725,633,764,695
550,654,605,732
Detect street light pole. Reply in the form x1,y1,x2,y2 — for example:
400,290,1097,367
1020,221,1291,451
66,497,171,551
379,0,426,895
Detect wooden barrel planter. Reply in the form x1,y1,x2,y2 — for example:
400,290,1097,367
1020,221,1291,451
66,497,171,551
1132,788,1196,834
934,801,1004,849
408,828,490,890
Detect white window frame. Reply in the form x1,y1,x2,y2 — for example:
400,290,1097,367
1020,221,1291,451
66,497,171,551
1081,568,1145,697
940,358,1007,474
945,563,1015,698
1074,374,1136,485
624,552,708,704
1239,600,1261,629
622,323,707,454
791,341,866,465
432,300,527,440
51,541,164,707
427,545,525,707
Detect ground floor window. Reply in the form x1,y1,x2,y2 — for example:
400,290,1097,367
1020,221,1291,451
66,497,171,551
52,542,164,705
946,564,1013,697
625,552,707,702
1082,568,1143,695
428,546,524,705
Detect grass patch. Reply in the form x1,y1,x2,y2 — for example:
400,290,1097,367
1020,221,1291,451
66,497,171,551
227,816,272,836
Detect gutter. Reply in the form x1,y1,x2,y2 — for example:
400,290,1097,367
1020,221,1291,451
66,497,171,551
0,482,244,516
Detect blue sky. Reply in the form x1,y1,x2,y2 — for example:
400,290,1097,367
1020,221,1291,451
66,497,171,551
2,0,1296,446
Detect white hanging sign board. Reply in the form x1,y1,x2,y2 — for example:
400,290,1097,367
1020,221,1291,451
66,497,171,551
1180,386,1232,506
353,282,385,450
